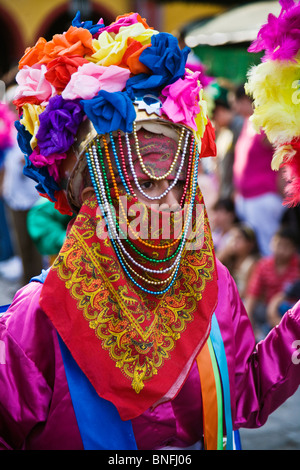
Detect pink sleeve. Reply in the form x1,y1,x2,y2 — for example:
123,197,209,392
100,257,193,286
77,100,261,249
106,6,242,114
217,263,300,429
0,283,53,449
236,301,300,428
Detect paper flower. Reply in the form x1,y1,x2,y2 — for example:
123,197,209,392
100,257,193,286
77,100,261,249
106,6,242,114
81,90,136,134
15,121,33,156
101,12,151,35
62,63,130,100
19,26,94,69
87,22,156,67
13,64,55,109
36,95,84,156
23,154,60,201
29,145,66,180
121,38,151,74
125,33,189,98
139,32,189,85
71,10,104,36
161,71,201,130
20,103,45,149
45,55,89,93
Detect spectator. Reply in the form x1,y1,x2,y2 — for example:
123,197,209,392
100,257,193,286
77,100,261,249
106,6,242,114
267,279,300,328
232,85,285,256
267,279,300,329
211,198,238,256
1,85,43,285
212,84,244,200
217,223,259,299
27,198,73,266
244,227,300,340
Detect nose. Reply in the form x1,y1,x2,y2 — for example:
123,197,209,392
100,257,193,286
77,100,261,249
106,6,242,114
158,181,181,211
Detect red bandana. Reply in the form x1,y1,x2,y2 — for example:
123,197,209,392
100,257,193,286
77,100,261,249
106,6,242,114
40,190,218,420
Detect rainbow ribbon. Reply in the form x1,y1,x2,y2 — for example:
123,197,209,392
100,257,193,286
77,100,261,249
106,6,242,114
197,313,239,450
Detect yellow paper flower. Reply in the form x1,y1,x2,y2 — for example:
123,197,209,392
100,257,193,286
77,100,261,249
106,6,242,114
194,89,208,148
20,103,44,149
87,23,158,67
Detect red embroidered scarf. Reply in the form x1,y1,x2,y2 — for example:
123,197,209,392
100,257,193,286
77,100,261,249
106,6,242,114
40,187,218,421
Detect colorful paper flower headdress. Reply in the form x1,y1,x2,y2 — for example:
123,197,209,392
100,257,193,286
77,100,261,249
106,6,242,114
246,0,300,206
14,11,215,215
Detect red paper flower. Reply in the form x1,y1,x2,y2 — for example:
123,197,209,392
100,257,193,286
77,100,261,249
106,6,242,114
45,56,89,93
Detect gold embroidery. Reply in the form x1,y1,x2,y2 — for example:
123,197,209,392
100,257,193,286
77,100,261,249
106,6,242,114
52,201,215,393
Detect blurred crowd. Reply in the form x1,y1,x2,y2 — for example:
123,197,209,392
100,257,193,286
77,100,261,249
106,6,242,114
1,66,300,342
202,81,300,342
0,76,72,290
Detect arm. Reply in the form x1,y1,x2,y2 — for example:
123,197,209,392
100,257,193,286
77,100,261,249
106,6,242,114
0,283,53,449
266,292,286,328
219,265,300,429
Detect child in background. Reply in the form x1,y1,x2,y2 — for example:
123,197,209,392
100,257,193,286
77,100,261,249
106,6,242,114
211,198,238,257
244,227,300,340
217,223,259,299
267,279,300,328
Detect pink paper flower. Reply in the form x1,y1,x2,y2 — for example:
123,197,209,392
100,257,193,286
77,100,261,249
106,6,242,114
101,12,150,35
161,71,201,130
29,146,66,182
61,63,130,100
14,64,55,107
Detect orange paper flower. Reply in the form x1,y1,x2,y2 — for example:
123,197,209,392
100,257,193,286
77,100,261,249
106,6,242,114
19,37,47,69
19,27,94,69
122,38,151,74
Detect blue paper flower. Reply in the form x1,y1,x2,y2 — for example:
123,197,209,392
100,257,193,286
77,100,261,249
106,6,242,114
81,90,136,134
140,33,190,84
72,10,104,35
15,120,33,156
23,155,60,201
126,33,190,98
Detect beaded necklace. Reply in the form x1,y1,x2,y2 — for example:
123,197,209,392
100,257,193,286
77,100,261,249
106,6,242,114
125,131,190,201
132,121,186,182
103,133,195,252
97,136,185,262
87,142,185,274
85,127,200,294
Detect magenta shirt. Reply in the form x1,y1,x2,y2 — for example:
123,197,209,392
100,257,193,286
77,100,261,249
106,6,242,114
233,119,278,198
1,260,300,450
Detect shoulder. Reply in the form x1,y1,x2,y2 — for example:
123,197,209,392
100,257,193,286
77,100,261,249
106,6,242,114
0,280,56,366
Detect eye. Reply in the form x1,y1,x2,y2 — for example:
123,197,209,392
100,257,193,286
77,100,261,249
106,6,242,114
140,180,154,190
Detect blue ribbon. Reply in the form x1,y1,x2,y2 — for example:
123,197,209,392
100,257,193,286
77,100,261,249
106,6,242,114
58,336,138,450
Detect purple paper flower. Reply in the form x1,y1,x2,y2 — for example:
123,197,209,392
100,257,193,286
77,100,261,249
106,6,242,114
36,95,84,156
81,90,136,134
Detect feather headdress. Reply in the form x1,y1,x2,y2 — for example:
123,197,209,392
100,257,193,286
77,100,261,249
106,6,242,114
246,0,300,206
